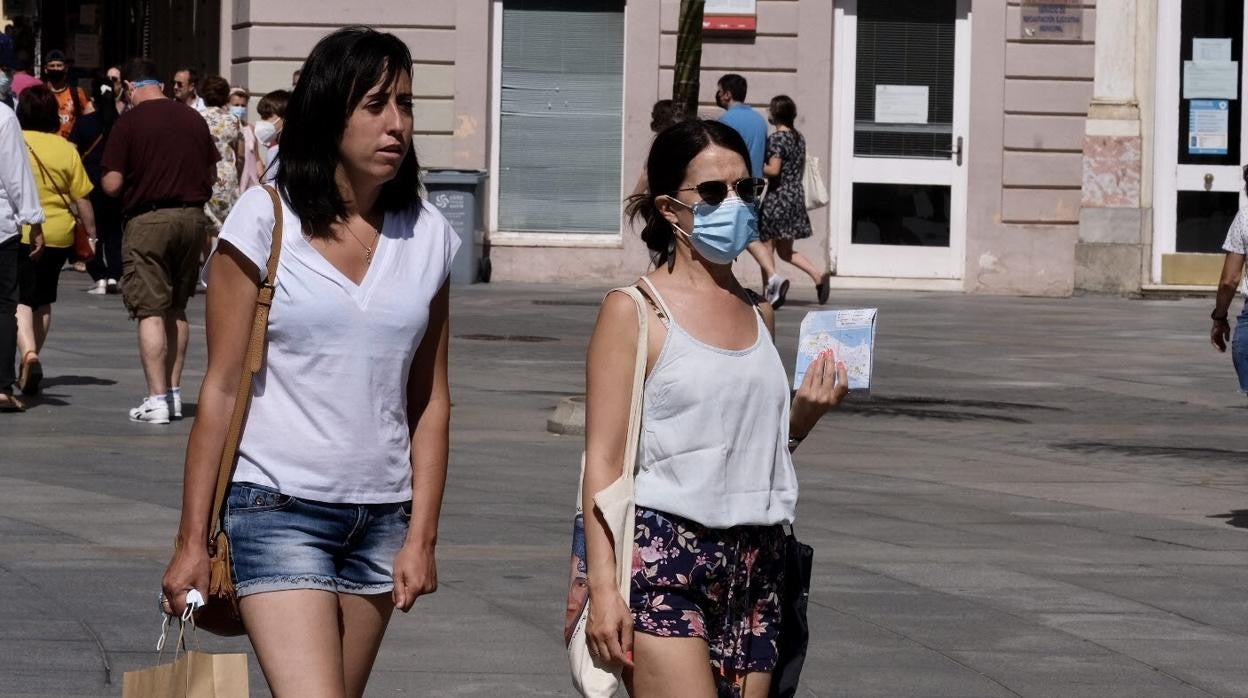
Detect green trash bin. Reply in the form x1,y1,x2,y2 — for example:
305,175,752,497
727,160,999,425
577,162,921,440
424,169,488,284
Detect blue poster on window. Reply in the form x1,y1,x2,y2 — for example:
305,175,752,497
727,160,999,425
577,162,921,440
1189,99,1230,155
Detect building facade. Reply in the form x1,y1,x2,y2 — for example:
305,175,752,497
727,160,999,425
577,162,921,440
14,0,1243,295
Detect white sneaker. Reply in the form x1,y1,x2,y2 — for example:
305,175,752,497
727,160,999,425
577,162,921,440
129,396,170,424
766,274,790,306
106,279,120,294
86,279,108,295
168,389,183,419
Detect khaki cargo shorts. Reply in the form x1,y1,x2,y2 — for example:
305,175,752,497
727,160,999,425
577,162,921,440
121,207,209,319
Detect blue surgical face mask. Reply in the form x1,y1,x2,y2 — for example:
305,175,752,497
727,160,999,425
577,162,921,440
670,196,759,265
229,105,247,122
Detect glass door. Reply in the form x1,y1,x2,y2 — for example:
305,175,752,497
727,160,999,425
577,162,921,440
830,0,971,280
1154,0,1247,285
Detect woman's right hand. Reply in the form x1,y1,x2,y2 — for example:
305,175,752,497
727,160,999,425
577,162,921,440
1212,318,1231,352
161,542,210,617
586,586,635,668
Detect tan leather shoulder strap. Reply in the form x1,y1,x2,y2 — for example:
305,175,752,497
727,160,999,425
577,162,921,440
208,185,284,536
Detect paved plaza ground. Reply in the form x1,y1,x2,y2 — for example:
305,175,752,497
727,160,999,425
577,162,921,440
3,272,1248,697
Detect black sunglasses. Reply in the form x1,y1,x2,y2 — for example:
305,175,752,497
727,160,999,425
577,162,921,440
674,177,766,207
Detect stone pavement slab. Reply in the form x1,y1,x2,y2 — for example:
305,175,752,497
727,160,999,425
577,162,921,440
2,273,1248,696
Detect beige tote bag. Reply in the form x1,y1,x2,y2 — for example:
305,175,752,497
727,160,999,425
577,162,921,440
566,286,649,697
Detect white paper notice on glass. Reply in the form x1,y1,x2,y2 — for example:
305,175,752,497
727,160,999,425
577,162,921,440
1189,100,1230,155
1193,38,1232,63
874,85,929,124
1183,61,1239,100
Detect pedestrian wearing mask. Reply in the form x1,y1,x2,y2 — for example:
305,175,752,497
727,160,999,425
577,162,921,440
42,50,91,139
229,88,262,193
254,90,288,184
584,119,847,697
105,66,126,115
160,27,458,696
101,58,219,425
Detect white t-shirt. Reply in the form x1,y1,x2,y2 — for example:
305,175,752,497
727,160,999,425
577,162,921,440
1222,209,1248,298
215,186,460,503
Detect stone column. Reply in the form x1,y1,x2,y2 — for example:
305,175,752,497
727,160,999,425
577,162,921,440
1077,0,1149,293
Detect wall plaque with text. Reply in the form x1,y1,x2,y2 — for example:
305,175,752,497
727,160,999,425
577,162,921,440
1020,0,1083,41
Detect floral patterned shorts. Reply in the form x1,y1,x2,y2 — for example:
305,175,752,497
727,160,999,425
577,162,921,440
630,507,786,694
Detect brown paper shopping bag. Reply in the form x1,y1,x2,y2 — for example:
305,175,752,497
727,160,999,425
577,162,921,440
123,650,248,698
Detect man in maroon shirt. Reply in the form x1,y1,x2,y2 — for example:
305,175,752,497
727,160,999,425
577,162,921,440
102,57,217,425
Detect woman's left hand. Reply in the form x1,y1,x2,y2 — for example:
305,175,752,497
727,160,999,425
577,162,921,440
791,349,849,438
392,542,438,612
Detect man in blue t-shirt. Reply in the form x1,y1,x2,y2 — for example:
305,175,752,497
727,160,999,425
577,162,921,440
715,74,788,305
715,74,767,179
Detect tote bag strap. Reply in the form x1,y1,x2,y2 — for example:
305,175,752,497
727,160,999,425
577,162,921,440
206,185,285,537
603,285,650,489
592,285,649,595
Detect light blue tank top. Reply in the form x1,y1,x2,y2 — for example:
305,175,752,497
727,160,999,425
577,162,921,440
633,278,798,528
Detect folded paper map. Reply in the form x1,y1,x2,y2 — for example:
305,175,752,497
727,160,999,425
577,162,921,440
794,308,878,392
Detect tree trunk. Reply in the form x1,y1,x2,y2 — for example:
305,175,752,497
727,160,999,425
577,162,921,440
672,0,705,121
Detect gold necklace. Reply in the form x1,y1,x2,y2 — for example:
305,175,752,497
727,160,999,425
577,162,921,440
342,220,380,262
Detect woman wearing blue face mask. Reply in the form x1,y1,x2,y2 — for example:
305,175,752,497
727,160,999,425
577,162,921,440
229,87,262,193
582,119,849,698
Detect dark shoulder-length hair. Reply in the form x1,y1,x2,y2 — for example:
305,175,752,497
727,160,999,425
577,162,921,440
278,26,421,237
16,85,60,133
625,120,752,269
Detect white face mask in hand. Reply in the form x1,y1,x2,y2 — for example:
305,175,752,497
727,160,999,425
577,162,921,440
254,119,279,147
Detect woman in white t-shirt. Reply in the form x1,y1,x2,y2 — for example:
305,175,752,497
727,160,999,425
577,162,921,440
1211,167,1248,394
161,27,458,696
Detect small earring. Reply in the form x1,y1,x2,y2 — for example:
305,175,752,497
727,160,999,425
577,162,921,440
667,236,676,271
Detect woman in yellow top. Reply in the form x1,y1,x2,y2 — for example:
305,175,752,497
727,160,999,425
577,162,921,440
15,85,95,396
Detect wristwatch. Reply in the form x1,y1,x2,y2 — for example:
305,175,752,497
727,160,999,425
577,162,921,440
1212,309,1230,322
787,432,807,453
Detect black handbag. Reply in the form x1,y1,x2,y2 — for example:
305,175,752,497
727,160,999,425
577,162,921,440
769,526,813,698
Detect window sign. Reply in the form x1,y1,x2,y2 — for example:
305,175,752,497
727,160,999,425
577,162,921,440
1020,0,1082,41
1183,61,1239,100
704,0,757,34
72,35,100,68
1193,38,1232,63
1189,100,1230,155
874,85,929,124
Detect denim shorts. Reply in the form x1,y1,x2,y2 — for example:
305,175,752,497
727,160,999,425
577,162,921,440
630,507,786,694
1232,303,1248,394
225,482,411,597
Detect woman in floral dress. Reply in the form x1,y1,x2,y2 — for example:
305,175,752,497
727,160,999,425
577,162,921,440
199,76,241,245
758,95,830,307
